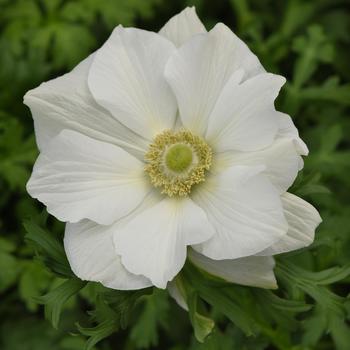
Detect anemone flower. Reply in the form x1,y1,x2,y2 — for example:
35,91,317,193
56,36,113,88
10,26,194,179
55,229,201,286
25,7,321,295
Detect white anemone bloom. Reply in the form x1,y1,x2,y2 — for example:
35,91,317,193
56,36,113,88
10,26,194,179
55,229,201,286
25,8,321,293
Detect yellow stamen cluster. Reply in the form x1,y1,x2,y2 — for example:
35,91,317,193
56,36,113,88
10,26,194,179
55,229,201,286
145,130,212,196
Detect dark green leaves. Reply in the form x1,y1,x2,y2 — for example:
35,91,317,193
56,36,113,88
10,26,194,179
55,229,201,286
292,25,334,89
0,114,37,190
78,288,154,349
23,214,86,328
130,289,170,348
182,263,256,338
0,0,162,71
0,237,19,292
187,291,215,343
77,318,119,350
23,216,73,278
37,278,86,329
276,259,349,317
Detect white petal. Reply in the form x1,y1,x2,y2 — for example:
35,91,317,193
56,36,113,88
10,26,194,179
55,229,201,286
24,54,148,159
159,7,206,47
214,137,302,194
164,23,264,136
192,166,288,260
206,73,285,152
27,130,149,225
189,250,277,289
167,279,188,311
64,220,151,290
258,192,322,256
88,27,177,140
114,197,215,289
277,112,309,156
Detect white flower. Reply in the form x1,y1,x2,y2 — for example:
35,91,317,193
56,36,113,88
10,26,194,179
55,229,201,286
25,7,321,294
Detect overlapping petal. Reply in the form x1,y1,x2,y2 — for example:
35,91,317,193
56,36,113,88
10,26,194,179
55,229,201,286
213,137,303,194
164,23,264,136
114,197,215,288
192,166,288,260
205,72,285,152
64,220,151,290
88,27,177,140
189,250,277,289
159,7,206,47
27,130,150,225
168,250,277,311
277,112,309,156
258,192,322,255
24,55,148,159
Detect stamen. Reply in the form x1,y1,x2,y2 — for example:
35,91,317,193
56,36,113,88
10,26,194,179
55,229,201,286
144,130,212,196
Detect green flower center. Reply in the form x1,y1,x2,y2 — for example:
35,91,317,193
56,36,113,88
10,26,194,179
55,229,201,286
145,130,212,197
165,144,193,173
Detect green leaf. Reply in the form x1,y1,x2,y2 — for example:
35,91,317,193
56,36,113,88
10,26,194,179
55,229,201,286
255,290,312,313
23,216,73,278
0,115,37,190
191,330,233,350
0,248,19,292
36,278,86,329
76,0,162,29
329,313,350,350
18,260,52,311
0,237,16,253
291,171,331,197
187,291,215,343
0,317,63,350
172,272,216,343
78,289,153,349
305,264,350,285
183,263,256,337
130,289,170,348
302,306,327,347
60,336,95,350
276,260,347,317
278,260,350,286
77,318,119,350
104,288,153,329
292,25,334,88
300,78,350,106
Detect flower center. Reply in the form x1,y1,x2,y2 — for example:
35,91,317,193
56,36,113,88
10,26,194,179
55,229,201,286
145,130,212,197
165,144,193,173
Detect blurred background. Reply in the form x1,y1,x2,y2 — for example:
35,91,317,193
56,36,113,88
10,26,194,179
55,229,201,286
0,0,349,349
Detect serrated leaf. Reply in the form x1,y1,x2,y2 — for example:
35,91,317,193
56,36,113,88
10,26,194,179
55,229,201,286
276,260,347,317
77,319,119,350
23,217,73,278
37,278,86,329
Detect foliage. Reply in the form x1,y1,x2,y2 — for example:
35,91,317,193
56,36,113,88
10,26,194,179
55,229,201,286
0,0,350,349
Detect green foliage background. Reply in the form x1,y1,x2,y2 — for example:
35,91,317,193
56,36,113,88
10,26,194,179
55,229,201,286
0,0,350,349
